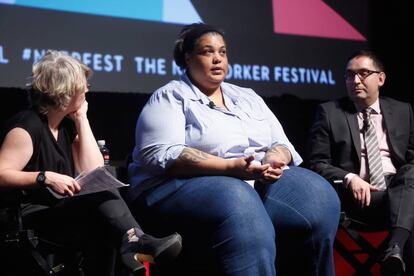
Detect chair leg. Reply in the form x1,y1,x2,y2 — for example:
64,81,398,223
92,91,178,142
1,230,85,276
29,249,56,275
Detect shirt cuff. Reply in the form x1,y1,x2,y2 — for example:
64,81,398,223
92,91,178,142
344,173,357,188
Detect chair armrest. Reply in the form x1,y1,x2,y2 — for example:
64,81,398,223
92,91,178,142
0,189,27,231
332,179,344,192
0,189,25,209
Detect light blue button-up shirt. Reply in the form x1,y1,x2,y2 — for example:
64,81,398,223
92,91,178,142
128,74,302,197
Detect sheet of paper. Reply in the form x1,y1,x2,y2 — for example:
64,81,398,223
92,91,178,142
47,166,129,199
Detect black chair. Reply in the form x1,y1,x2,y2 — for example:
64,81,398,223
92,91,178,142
0,189,85,276
332,180,388,275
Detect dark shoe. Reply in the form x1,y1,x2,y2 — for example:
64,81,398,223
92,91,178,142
121,229,182,272
134,232,183,264
381,244,406,275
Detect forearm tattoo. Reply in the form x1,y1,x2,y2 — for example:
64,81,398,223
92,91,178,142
178,148,210,164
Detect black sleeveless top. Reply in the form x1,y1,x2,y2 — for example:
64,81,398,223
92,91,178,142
1,110,77,206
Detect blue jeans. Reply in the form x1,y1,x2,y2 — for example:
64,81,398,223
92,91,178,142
131,166,339,276
255,166,340,275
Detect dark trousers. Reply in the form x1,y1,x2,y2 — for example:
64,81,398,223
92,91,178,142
339,173,414,275
23,189,139,276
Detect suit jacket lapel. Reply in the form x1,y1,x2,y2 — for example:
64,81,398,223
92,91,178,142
344,100,361,162
380,98,397,153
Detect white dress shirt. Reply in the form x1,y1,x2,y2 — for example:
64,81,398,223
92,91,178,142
128,73,302,194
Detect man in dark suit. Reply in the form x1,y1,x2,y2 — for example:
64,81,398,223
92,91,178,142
307,50,414,275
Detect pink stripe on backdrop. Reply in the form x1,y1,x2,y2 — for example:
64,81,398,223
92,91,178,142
273,0,366,41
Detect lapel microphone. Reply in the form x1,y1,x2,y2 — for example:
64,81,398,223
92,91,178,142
208,101,216,109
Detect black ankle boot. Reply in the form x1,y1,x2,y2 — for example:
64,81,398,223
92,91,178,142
133,232,182,264
120,229,182,272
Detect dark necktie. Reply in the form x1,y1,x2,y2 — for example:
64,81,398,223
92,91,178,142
363,108,386,189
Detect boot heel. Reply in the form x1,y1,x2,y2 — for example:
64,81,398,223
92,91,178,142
136,253,154,263
134,232,182,264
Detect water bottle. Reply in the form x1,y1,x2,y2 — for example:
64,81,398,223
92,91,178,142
97,140,110,165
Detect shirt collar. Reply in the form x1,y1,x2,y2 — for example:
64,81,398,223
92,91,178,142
180,73,211,105
370,99,381,114
354,98,381,114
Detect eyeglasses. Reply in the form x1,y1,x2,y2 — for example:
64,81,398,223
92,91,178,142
344,69,381,81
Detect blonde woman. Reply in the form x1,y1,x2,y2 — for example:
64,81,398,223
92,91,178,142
0,50,182,275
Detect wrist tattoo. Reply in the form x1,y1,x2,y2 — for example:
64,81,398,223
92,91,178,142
265,147,279,156
179,148,210,164
265,146,291,163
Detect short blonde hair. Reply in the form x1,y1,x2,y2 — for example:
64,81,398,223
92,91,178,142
30,50,92,114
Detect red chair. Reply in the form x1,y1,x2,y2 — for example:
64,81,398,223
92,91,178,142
334,212,388,275
144,262,150,276
331,180,389,275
